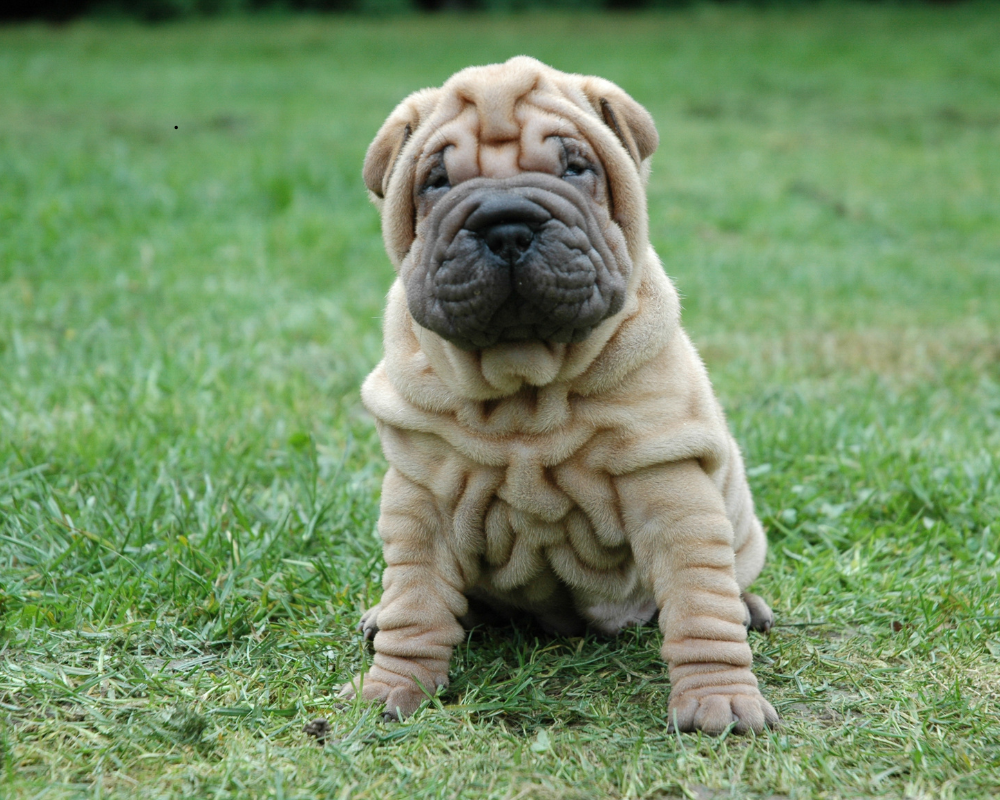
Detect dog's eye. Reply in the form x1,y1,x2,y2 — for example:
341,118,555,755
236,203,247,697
563,158,593,178
421,160,451,194
426,172,450,190
559,139,596,180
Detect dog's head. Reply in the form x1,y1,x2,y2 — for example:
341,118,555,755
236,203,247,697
364,57,658,351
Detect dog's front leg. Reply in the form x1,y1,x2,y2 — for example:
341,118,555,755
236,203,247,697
618,459,778,734
341,466,468,720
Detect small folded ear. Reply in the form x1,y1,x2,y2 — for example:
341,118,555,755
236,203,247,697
363,87,440,200
363,118,412,200
581,79,658,167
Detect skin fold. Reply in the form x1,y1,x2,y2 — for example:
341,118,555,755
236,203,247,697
342,56,778,734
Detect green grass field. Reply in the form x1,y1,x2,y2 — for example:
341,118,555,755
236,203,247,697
2,5,999,798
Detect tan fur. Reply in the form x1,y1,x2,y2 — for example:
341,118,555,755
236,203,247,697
342,57,778,734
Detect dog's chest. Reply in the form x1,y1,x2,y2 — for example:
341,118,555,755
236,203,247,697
382,386,638,593
456,438,634,595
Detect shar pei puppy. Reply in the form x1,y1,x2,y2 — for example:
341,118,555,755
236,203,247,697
342,56,779,734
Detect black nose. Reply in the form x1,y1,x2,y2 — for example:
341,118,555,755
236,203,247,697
465,195,549,263
482,222,534,262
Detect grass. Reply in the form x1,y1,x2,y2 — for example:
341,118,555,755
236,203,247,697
1,4,999,798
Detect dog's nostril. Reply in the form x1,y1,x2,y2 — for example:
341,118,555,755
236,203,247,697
482,222,535,261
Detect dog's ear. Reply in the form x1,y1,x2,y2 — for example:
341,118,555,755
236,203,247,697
363,88,440,200
580,79,658,167
363,117,411,200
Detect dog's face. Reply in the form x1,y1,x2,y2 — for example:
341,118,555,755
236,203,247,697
364,57,659,351
409,151,621,350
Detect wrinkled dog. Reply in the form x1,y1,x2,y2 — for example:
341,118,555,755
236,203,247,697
342,57,778,734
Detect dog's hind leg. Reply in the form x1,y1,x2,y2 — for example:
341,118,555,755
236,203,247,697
357,604,382,641
741,591,774,634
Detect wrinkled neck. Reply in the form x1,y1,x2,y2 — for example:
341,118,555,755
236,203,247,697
416,316,620,400
382,247,679,407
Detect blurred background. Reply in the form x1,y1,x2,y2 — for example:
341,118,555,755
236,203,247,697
0,0,975,22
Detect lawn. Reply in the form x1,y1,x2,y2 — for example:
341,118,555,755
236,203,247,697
1,4,999,798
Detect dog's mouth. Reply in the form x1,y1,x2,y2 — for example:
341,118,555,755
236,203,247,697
403,174,629,351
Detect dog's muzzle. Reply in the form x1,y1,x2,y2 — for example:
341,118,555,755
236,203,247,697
404,174,629,350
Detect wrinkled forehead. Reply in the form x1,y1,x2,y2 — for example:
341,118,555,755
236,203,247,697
419,69,592,182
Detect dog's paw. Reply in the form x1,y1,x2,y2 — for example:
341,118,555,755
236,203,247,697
667,686,779,735
356,605,381,641
338,667,444,721
741,592,774,634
